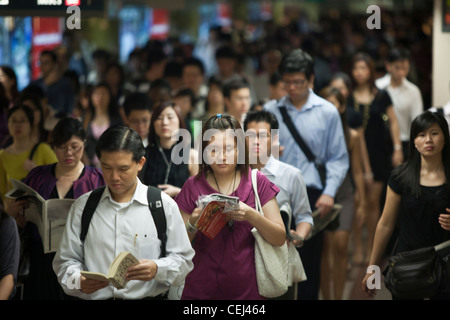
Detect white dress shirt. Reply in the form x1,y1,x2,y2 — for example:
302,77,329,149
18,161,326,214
376,74,423,142
261,155,313,227
53,178,195,300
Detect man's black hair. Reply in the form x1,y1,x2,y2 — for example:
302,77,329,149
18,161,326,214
278,49,314,79
40,49,58,63
123,92,153,117
182,57,205,75
215,45,236,60
243,109,279,131
222,79,250,98
386,48,411,63
174,88,196,107
95,125,145,162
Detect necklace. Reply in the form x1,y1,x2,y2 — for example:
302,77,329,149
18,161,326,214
157,139,173,184
212,169,237,195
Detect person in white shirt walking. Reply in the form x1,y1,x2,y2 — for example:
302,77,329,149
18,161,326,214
375,48,423,159
243,109,313,299
53,125,194,300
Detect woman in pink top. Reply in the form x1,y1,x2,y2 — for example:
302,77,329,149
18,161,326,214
175,114,285,300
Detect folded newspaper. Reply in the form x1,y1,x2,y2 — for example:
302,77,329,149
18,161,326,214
306,204,342,240
5,179,75,253
195,193,240,239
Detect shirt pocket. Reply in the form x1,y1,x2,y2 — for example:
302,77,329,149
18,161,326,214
138,235,161,260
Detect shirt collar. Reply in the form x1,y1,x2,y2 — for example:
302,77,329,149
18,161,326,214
261,155,277,177
101,178,148,206
279,89,321,111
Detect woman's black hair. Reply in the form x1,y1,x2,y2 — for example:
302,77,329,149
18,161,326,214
95,125,145,162
148,101,187,147
18,92,46,140
7,104,34,127
88,82,121,120
197,113,249,179
392,111,450,198
52,117,86,147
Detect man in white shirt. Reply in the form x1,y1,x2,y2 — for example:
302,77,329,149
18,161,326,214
53,126,194,300
244,109,313,299
375,48,423,158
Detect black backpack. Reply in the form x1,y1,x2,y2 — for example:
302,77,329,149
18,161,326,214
79,185,167,258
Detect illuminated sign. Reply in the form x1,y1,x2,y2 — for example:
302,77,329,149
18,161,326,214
0,0,104,17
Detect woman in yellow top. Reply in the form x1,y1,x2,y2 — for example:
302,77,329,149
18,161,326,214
0,104,57,200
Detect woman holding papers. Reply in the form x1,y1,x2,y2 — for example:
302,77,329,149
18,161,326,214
362,112,450,299
175,114,285,299
11,117,104,300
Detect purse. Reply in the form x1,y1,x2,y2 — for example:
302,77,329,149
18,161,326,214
383,239,450,299
251,169,289,298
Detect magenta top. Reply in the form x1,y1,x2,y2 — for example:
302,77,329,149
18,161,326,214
175,168,279,300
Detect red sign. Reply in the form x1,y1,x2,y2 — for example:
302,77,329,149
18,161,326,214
150,9,169,40
65,0,80,6
31,17,63,80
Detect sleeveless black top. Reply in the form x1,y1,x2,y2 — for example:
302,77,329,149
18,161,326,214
141,142,190,189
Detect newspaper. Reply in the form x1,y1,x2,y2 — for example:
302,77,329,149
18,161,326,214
5,179,75,253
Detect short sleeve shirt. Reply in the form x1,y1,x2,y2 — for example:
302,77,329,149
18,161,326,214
175,168,279,300
388,173,449,253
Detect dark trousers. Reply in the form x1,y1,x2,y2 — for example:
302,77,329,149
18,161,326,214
296,187,323,300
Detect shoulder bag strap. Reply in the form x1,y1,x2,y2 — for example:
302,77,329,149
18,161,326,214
251,169,263,215
278,106,316,163
28,142,41,160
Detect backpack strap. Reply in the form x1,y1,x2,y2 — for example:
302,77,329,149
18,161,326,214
147,185,167,258
80,186,106,242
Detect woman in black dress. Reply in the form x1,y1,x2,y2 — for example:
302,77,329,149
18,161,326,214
141,101,198,198
347,52,403,264
362,111,450,299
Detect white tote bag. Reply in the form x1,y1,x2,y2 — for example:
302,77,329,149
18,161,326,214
251,169,289,298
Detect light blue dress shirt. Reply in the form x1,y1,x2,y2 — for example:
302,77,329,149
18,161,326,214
264,90,349,198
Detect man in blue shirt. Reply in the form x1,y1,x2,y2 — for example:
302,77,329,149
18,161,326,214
265,49,349,300
31,50,74,117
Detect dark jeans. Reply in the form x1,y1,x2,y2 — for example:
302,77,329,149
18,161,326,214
296,187,324,300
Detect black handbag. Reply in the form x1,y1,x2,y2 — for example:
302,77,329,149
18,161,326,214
383,239,450,299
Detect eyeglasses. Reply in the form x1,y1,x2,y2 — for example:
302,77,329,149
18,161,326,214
282,78,307,88
55,144,83,153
